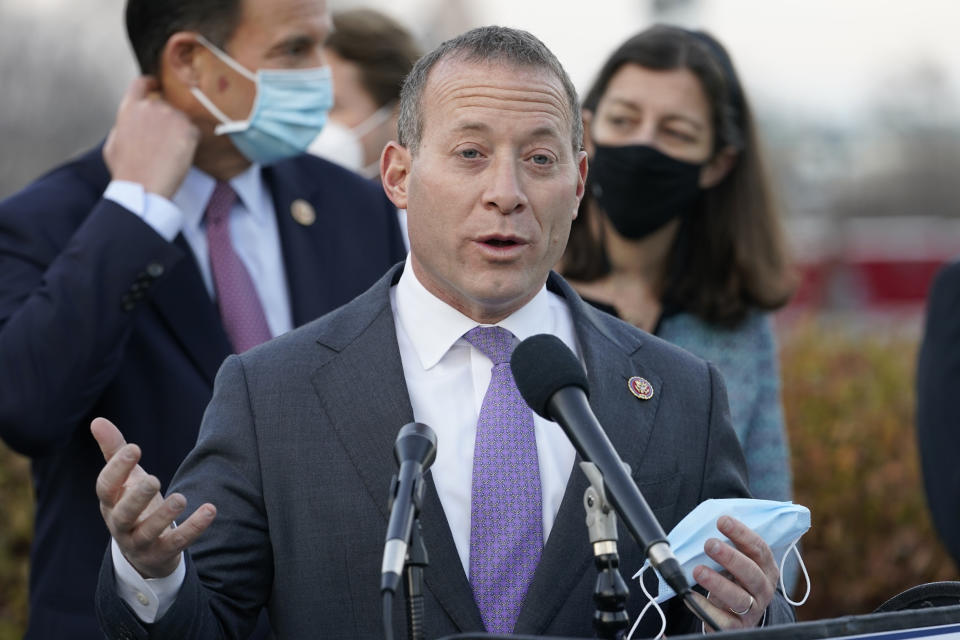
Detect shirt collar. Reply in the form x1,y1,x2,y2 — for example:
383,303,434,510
173,163,265,233
394,254,552,370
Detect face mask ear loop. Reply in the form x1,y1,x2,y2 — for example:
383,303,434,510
190,35,258,135
627,565,667,640
779,542,811,606
350,104,395,140
190,88,234,126
194,34,257,82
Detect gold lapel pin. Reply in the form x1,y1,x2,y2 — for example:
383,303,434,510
628,376,654,400
290,199,316,226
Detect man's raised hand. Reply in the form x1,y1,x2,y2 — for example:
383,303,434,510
102,76,199,199
92,417,215,578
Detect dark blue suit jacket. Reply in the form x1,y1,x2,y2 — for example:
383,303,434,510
0,146,406,639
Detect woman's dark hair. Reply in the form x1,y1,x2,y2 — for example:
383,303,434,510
325,9,423,109
563,24,795,327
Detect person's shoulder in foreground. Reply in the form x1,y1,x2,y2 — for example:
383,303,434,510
917,259,960,566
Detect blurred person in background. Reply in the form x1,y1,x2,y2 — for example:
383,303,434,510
562,25,797,503
309,7,422,180
309,8,421,249
0,0,404,637
916,261,960,568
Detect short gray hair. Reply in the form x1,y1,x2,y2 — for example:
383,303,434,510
397,26,582,154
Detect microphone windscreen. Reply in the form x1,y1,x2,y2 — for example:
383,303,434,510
510,334,589,419
394,422,438,469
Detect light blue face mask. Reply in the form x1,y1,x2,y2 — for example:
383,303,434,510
624,499,811,640
633,498,811,605
190,35,333,165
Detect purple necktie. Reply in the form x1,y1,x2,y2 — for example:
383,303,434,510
465,326,543,634
205,181,272,353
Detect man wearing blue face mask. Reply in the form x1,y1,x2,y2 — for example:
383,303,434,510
0,0,405,637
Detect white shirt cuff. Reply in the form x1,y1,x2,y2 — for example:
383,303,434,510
103,180,184,241
111,537,186,623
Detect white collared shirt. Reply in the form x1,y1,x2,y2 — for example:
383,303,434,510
391,255,578,576
103,165,293,338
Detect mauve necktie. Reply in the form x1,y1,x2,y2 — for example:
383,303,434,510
464,326,543,634
205,181,272,353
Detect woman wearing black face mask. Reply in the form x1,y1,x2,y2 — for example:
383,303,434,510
562,25,797,503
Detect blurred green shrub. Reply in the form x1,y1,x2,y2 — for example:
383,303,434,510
780,319,958,620
0,443,31,639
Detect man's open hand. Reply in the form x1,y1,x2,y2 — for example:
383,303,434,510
92,417,215,578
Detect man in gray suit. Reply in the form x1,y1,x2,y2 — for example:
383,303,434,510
93,26,793,639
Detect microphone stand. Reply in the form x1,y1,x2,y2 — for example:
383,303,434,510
581,462,630,639
403,516,429,640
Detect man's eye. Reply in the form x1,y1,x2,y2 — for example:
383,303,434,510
281,38,313,57
531,154,552,165
460,149,480,159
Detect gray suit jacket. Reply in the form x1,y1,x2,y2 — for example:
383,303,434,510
97,264,794,639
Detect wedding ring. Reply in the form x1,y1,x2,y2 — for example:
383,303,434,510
729,595,755,616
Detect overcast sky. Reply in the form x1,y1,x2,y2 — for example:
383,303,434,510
332,0,960,124
5,0,959,126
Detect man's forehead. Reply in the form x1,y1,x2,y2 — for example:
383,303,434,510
428,56,564,94
235,0,330,37
422,57,571,125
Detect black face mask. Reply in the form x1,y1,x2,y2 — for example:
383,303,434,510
589,144,703,239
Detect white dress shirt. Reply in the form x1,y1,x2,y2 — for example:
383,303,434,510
103,165,293,338
113,255,579,620
391,255,578,575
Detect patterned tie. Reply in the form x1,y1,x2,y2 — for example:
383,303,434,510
205,181,272,353
464,326,543,634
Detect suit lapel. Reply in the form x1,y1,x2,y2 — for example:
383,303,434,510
150,234,232,385
264,165,331,327
308,266,484,633
515,274,664,635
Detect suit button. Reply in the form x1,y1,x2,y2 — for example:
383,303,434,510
146,262,164,278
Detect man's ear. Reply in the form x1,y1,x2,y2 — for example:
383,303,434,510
699,145,738,189
381,141,412,209
574,149,588,217
160,32,204,89
581,109,595,157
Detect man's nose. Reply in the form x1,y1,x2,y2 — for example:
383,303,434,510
483,156,528,215
310,45,327,68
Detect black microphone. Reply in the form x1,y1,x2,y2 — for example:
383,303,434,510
380,422,437,596
510,334,690,600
